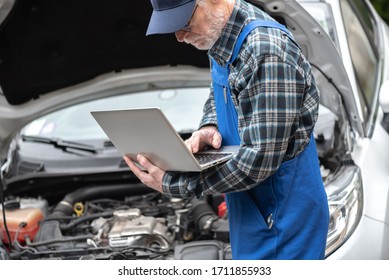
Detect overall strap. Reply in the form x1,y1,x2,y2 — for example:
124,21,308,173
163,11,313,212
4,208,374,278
212,20,294,147
229,20,293,65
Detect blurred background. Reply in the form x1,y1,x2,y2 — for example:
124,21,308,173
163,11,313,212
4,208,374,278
370,0,389,24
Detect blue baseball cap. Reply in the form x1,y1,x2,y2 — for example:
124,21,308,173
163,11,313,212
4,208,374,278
146,0,196,35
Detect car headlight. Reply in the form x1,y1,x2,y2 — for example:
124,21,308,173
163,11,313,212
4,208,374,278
325,164,363,257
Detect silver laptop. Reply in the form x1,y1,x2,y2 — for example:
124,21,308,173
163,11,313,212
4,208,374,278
91,107,239,172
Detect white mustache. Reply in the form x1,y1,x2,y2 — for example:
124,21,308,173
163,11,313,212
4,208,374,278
184,34,200,45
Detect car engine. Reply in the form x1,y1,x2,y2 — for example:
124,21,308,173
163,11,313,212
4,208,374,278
0,186,231,260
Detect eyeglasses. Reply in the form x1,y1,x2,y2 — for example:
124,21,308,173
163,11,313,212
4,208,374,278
179,4,198,32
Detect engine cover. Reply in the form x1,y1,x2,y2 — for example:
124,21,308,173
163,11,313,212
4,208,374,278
108,209,174,249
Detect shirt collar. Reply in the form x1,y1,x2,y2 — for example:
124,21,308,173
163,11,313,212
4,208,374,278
208,0,270,66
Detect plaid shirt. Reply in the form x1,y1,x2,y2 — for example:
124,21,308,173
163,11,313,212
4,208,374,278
162,0,319,198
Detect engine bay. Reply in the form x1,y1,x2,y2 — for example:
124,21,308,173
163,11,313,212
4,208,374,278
0,185,231,260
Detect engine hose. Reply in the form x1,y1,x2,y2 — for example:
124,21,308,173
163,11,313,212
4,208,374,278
190,199,219,231
26,234,95,247
59,210,114,231
50,183,149,218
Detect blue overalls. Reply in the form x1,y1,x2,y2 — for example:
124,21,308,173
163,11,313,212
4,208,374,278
211,21,330,259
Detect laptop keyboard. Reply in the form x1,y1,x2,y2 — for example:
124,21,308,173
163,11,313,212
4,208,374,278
194,153,232,165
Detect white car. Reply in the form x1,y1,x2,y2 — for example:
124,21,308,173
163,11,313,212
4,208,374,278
0,0,388,260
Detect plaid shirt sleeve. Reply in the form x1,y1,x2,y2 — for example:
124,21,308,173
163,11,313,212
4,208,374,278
162,32,318,199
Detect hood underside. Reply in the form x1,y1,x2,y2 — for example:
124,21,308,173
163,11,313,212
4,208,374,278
0,0,208,105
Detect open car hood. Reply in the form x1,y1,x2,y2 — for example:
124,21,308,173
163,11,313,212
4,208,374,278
0,0,209,105
0,0,363,159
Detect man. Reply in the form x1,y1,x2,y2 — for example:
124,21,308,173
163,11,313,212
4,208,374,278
124,0,329,260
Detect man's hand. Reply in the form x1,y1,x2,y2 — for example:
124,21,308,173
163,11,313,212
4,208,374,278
123,154,165,193
185,126,222,153
123,126,221,193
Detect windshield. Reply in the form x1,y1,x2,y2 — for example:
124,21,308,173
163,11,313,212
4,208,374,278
22,87,210,141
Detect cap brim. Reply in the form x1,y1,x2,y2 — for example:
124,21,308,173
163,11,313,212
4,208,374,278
146,1,196,35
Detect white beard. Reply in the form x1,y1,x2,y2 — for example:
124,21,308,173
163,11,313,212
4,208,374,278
185,5,226,50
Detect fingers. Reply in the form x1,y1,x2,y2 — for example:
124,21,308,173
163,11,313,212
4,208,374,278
185,136,202,153
200,126,222,149
123,155,164,193
211,131,222,149
184,138,194,152
187,127,222,153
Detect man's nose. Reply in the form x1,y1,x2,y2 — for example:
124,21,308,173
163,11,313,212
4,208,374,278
175,30,187,42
